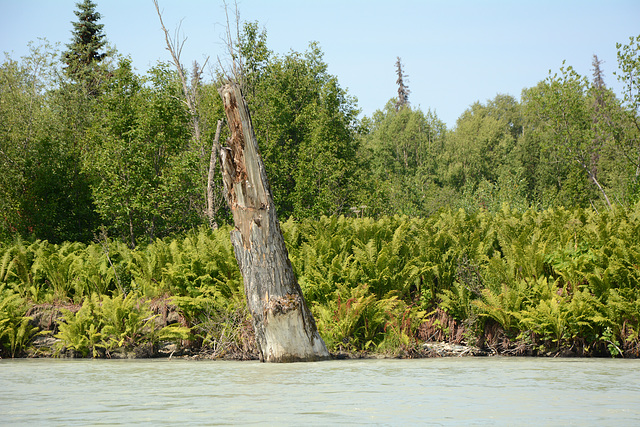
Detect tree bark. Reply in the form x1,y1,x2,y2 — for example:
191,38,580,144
217,82,329,362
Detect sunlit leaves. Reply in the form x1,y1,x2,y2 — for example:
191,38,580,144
84,59,198,245
240,38,360,219
358,101,447,216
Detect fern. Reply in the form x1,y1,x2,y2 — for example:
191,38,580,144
55,294,104,357
0,286,38,357
55,293,166,357
519,295,568,347
3,204,639,356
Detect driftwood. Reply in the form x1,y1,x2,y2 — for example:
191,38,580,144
218,82,329,362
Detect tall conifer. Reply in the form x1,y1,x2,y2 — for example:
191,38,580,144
62,0,107,87
395,57,410,111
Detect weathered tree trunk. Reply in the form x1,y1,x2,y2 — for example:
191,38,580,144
218,82,329,362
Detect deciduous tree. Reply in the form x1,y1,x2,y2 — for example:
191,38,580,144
239,32,360,219
84,60,197,246
614,34,640,200
359,101,446,216
523,64,612,209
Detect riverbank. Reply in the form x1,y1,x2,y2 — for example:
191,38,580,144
3,211,640,360
16,337,638,361
11,337,486,360
4,297,638,360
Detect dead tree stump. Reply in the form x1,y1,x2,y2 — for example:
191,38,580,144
218,82,329,362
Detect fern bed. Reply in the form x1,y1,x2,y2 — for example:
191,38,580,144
1,204,639,359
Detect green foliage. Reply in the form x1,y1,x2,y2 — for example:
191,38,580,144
0,238,122,302
615,34,640,115
237,29,361,219
0,41,98,243
0,227,242,304
286,215,429,305
0,286,39,357
438,280,476,325
84,59,199,246
313,283,383,351
3,14,640,359
3,13,639,241
605,288,640,353
21,137,98,243
2,206,640,357
129,226,242,298
173,293,253,358
358,102,447,216
61,0,107,89
436,205,640,355
446,97,519,191
55,292,189,357
353,41,639,216
312,283,423,352
55,295,104,357
519,57,640,210
613,34,640,204
98,293,158,351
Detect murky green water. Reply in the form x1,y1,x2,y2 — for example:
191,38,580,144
1,357,638,425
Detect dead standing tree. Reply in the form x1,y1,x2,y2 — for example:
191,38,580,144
154,0,224,229
395,56,410,111
218,82,329,362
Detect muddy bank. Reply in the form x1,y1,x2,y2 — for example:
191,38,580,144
13,335,638,361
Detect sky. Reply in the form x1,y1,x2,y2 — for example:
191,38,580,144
1,0,639,128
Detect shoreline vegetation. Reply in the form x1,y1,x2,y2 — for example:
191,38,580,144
2,3,640,361
2,207,639,360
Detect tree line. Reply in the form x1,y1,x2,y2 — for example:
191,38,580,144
1,0,639,247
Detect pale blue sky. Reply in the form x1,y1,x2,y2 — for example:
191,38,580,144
1,0,639,127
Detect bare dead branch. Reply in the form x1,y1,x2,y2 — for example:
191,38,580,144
154,0,223,225
153,0,209,120
207,119,224,229
217,0,244,86
154,0,189,105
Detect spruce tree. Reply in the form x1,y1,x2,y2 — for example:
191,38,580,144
395,57,410,111
62,0,107,87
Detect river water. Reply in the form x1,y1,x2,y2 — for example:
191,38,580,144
1,357,638,425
